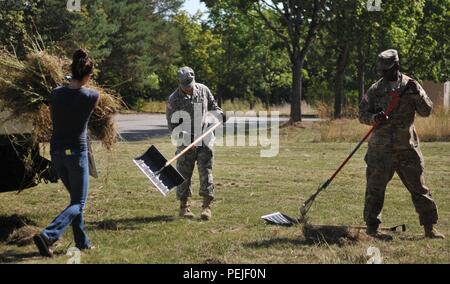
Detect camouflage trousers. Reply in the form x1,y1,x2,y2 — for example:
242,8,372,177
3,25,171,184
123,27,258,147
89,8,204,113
364,147,438,226
175,145,214,200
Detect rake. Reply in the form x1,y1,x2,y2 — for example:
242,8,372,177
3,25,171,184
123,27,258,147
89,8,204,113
298,80,413,222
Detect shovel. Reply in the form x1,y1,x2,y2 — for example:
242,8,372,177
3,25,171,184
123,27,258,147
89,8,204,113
134,122,222,196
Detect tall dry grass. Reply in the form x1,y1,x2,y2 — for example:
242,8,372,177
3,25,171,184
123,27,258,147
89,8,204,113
269,101,316,116
316,119,371,142
414,107,450,142
317,107,450,142
221,99,268,112
138,99,167,113
139,99,317,116
315,100,359,119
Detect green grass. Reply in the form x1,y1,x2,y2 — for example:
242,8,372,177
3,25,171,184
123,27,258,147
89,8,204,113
0,126,449,263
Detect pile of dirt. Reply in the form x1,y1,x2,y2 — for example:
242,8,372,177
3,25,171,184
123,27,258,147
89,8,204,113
302,223,369,245
0,215,40,246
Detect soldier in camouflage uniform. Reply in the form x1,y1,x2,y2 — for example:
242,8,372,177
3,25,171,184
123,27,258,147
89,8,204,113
359,49,444,240
166,67,224,220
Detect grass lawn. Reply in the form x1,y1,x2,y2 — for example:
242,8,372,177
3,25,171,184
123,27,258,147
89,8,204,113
0,126,449,263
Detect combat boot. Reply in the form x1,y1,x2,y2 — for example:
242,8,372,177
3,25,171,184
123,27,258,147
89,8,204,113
179,198,195,219
366,224,393,241
200,196,213,221
424,224,445,239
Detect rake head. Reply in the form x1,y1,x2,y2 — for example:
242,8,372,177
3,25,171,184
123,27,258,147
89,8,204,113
299,180,330,223
299,193,317,223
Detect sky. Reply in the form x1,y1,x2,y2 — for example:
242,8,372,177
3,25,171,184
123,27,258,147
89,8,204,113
181,0,208,15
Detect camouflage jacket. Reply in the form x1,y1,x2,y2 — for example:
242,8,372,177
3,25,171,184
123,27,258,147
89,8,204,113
359,74,433,150
166,83,223,137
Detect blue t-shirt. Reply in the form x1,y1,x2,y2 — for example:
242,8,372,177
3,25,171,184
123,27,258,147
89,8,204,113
49,86,99,152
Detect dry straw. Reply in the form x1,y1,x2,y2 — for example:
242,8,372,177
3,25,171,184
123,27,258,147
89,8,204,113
0,48,123,149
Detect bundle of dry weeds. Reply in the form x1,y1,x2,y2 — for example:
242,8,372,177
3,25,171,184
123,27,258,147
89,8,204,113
0,48,122,149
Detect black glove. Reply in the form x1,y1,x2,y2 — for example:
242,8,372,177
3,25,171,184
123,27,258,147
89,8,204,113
373,111,388,124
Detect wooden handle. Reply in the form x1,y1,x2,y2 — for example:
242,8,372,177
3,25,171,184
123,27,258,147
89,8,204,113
165,122,222,166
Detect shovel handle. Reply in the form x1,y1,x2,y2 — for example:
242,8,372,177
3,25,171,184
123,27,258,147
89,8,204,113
165,122,222,166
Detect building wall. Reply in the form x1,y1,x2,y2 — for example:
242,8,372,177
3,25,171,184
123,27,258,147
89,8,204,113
422,81,450,110
444,82,449,110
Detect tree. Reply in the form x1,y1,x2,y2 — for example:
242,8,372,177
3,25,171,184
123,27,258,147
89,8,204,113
32,0,79,48
0,0,29,57
245,0,327,122
203,0,291,107
173,13,222,98
69,0,118,64
325,0,357,118
69,0,182,104
402,0,450,82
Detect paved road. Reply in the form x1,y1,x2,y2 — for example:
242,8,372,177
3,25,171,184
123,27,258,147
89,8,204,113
116,113,319,141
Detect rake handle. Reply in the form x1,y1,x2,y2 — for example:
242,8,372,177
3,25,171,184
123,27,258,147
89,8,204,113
300,82,412,220
323,81,412,189
164,122,222,166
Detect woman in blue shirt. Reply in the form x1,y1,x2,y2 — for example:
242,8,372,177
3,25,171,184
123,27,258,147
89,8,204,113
33,49,99,257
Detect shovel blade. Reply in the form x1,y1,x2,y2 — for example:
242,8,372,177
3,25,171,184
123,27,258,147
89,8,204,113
134,145,185,196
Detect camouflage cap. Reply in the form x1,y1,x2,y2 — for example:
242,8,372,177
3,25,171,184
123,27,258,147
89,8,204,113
177,66,195,88
377,49,399,70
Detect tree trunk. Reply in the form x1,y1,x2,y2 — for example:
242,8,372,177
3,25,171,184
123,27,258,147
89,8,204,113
334,44,350,119
291,58,302,122
357,48,365,102
216,84,224,107
357,64,365,102
264,92,270,110
334,71,344,119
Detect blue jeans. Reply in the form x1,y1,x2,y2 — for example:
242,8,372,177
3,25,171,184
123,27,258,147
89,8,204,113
42,149,91,249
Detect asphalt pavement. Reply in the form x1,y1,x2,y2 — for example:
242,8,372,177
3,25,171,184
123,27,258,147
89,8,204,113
116,113,319,141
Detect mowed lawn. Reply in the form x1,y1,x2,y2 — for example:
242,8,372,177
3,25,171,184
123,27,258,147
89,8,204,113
0,126,449,263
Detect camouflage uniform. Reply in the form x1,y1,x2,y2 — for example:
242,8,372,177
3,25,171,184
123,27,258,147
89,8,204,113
359,73,438,226
166,82,223,200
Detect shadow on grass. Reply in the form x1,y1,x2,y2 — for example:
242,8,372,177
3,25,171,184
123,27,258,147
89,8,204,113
86,215,176,230
0,214,37,242
0,214,40,247
0,250,41,263
245,224,369,248
397,234,426,241
244,237,311,248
